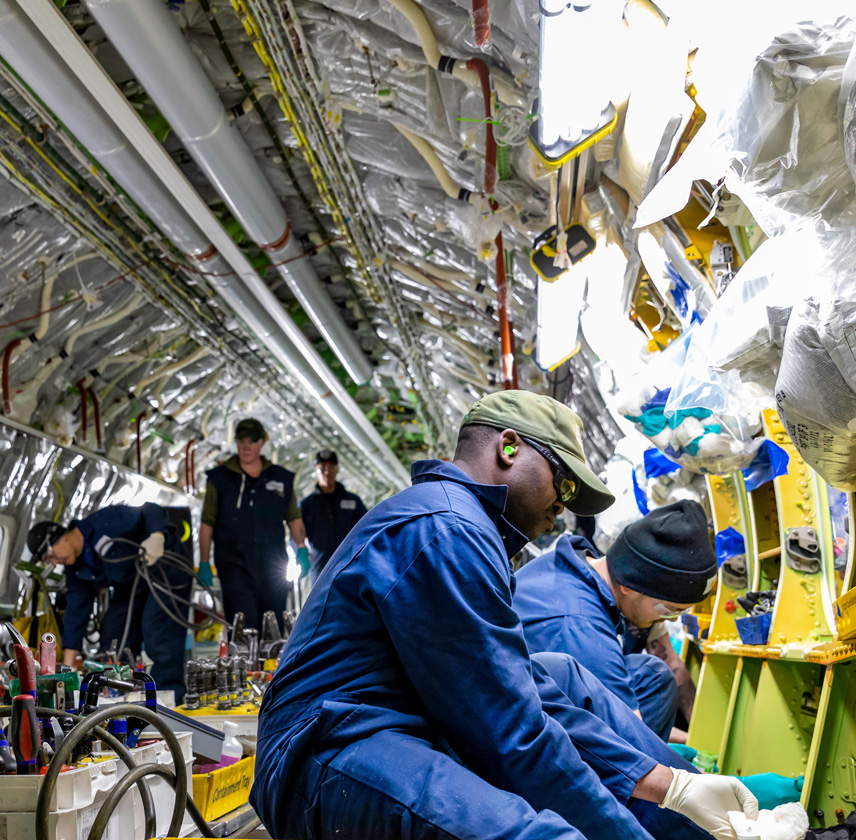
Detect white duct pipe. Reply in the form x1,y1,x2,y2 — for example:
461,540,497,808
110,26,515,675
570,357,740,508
4,0,409,488
170,370,221,419
381,0,524,107
135,344,208,393
0,3,209,258
85,0,372,385
64,294,143,355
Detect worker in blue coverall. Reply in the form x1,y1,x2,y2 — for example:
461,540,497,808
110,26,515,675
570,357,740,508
251,390,759,840
198,418,307,632
515,501,805,807
300,449,367,583
27,502,192,700
514,500,714,743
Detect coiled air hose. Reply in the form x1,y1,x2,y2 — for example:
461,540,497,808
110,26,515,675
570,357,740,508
24,702,222,840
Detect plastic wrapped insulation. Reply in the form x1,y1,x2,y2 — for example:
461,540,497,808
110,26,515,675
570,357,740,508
639,13,856,236
614,330,764,475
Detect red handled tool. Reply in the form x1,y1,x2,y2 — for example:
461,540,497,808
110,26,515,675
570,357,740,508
5,624,36,700
10,694,38,775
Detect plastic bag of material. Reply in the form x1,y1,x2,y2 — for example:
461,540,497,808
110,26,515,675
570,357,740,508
776,295,856,489
637,11,856,236
666,233,816,419
614,330,763,474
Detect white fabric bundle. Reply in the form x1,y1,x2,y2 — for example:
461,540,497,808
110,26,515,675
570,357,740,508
728,803,809,840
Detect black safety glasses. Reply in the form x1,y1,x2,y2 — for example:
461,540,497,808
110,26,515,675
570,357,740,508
519,437,579,505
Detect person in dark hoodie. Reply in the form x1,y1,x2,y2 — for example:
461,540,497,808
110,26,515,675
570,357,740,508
300,449,367,583
198,418,306,631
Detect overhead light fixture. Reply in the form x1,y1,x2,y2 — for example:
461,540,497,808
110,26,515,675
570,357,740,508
535,266,587,370
530,0,621,169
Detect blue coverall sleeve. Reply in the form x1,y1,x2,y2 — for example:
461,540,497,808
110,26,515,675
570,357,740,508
378,520,657,840
138,502,170,536
553,616,639,712
62,570,96,651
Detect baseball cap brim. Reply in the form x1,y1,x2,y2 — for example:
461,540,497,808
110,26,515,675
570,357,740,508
552,446,615,516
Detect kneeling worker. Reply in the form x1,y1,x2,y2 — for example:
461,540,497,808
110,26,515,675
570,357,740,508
514,501,714,741
27,502,192,701
252,391,757,840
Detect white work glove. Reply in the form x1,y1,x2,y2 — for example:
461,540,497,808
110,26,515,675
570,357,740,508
140,532,165,567
660,769,759,840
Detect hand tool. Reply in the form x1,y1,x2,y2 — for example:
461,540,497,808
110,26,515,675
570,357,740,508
11,694,39,774
0,726,16,774
38,633,56,676
5,624,36,700
216,657,231,710
184,660,201,710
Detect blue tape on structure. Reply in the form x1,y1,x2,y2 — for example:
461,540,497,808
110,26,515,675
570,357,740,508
643,448,681,479
631,467,650,515
742,440,790,492
715,527,745,567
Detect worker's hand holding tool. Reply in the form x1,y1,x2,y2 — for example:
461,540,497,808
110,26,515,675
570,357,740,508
660,768,759,840
736,773,804,810
140,532,165,566
296,546,310,578
197,560,214,587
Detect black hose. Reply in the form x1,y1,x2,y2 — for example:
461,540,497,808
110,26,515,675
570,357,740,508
88,762,174,840
35,703,188,840
0,706,157,839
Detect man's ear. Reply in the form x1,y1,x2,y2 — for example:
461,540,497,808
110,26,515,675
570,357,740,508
499,429,521,466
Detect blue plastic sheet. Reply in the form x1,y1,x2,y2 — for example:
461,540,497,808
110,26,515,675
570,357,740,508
741,440,789,492
715,527,745,567
666,263,690,318
641,388,671,413
644,448,681,479
631,467,650,515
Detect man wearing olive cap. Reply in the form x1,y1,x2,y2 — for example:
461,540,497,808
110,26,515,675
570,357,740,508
514,501,717,742
199,418,307,632
252,390,757,840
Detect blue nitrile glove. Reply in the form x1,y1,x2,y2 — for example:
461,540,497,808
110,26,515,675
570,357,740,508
736,774,804,810
669,744,698,764
297,547,310,578
197,560,214,588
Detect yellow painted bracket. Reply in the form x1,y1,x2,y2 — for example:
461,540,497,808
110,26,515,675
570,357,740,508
763,411,837,648
706,473,755,646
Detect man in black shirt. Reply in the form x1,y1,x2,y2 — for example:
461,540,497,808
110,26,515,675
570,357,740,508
300,450,367,582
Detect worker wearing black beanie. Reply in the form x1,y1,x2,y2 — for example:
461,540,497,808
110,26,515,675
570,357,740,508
514,500,716,743
608,500,718,609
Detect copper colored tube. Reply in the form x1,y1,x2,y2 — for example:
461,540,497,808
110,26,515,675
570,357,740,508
465,57,497,195
471,0,491,48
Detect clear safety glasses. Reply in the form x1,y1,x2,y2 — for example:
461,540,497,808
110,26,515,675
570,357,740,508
520,436,579,505
653,603,694,620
